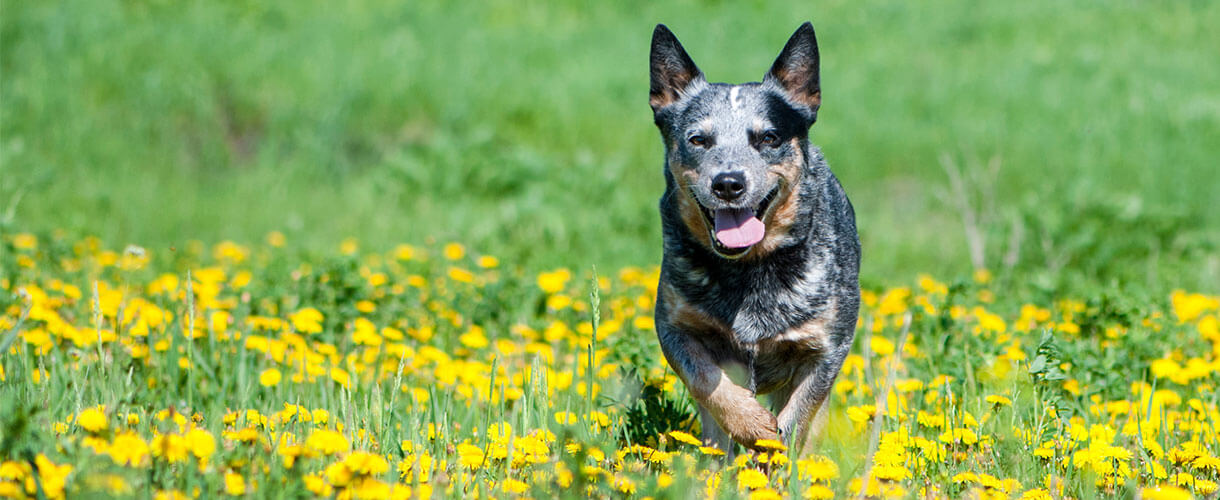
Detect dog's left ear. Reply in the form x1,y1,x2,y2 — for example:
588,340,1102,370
765,22,821,115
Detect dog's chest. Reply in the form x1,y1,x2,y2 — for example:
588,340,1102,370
687,252,832,344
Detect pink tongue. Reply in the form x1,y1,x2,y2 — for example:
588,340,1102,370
713,208,766,248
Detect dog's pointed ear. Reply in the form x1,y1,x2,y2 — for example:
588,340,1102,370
650,24,704,112
765,22,821,114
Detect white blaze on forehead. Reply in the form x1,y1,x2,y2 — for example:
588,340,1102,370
729,86,742,110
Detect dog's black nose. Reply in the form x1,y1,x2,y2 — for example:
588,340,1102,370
711,172,747,201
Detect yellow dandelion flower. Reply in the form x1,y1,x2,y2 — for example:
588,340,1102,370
184,428,216,461
798,456,840,482
547,293,573,310
805,483,835,499
847,405,876,426
259,368,282,387
457,443,485,469
443,243,466,260
223,473,245,496
289,307,324,334
705,471,723,497
344,451,390,476
951,472,979,484
1193,455,1220,473
1196,479,1218,495
1141,485,1193,500
877,287,910,315
78,407,108,433
749,488,782,500
870,336,895,356
278,444,306,469
555,462,574,488
325,461,354,487
754,438,787,452
537,269,571,294
329,367,351,389
12,233,37,250
459,326,489,349
512,435,550,466
477,255,499,269
1019,489,1053,500
737,468,769,490
304,473,333,496
502,478,528,494
310,409,329,425
151,434,189,463
33,455,72,498
668,430,702,446
305,429,349,455
939,427,979,445
154,490,189,500
985,394,1013,407
1171,290,1219,323
109,432,149,467
83,436,111,455
873,464,912,481
447,267,475,284
612,474,637,494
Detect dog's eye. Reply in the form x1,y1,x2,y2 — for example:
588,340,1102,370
760,131,781,148
688,135,709,147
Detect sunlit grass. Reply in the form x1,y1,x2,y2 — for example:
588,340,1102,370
1,231,1217,499
3,0,1218,290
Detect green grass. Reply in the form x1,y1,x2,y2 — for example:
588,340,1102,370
3,0,1218,294
1,233,1218,498
4,4,1220,497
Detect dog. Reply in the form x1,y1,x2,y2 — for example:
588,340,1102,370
650,22,860,456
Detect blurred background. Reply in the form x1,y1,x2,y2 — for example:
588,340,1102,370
3,0,1218,293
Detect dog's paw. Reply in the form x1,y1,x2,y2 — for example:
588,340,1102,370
724,401,780,449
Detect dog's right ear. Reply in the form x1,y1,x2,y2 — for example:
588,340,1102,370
650,24,704,112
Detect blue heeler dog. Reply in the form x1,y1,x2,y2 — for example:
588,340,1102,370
650,22,860,456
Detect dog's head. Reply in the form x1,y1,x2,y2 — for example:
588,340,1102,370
651,23,822,260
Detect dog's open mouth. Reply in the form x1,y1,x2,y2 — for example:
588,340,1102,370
699,187,779,257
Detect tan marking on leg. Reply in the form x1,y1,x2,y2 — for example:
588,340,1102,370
705,373,779,448
660,283,778,450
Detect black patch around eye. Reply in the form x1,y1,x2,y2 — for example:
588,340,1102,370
749,129,783,150
763,92,815,135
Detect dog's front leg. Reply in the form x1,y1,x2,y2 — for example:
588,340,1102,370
657,327,779,451
773,346,850,456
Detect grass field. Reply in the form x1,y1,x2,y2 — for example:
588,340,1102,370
1,236,1218,499
2,0,1220,498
